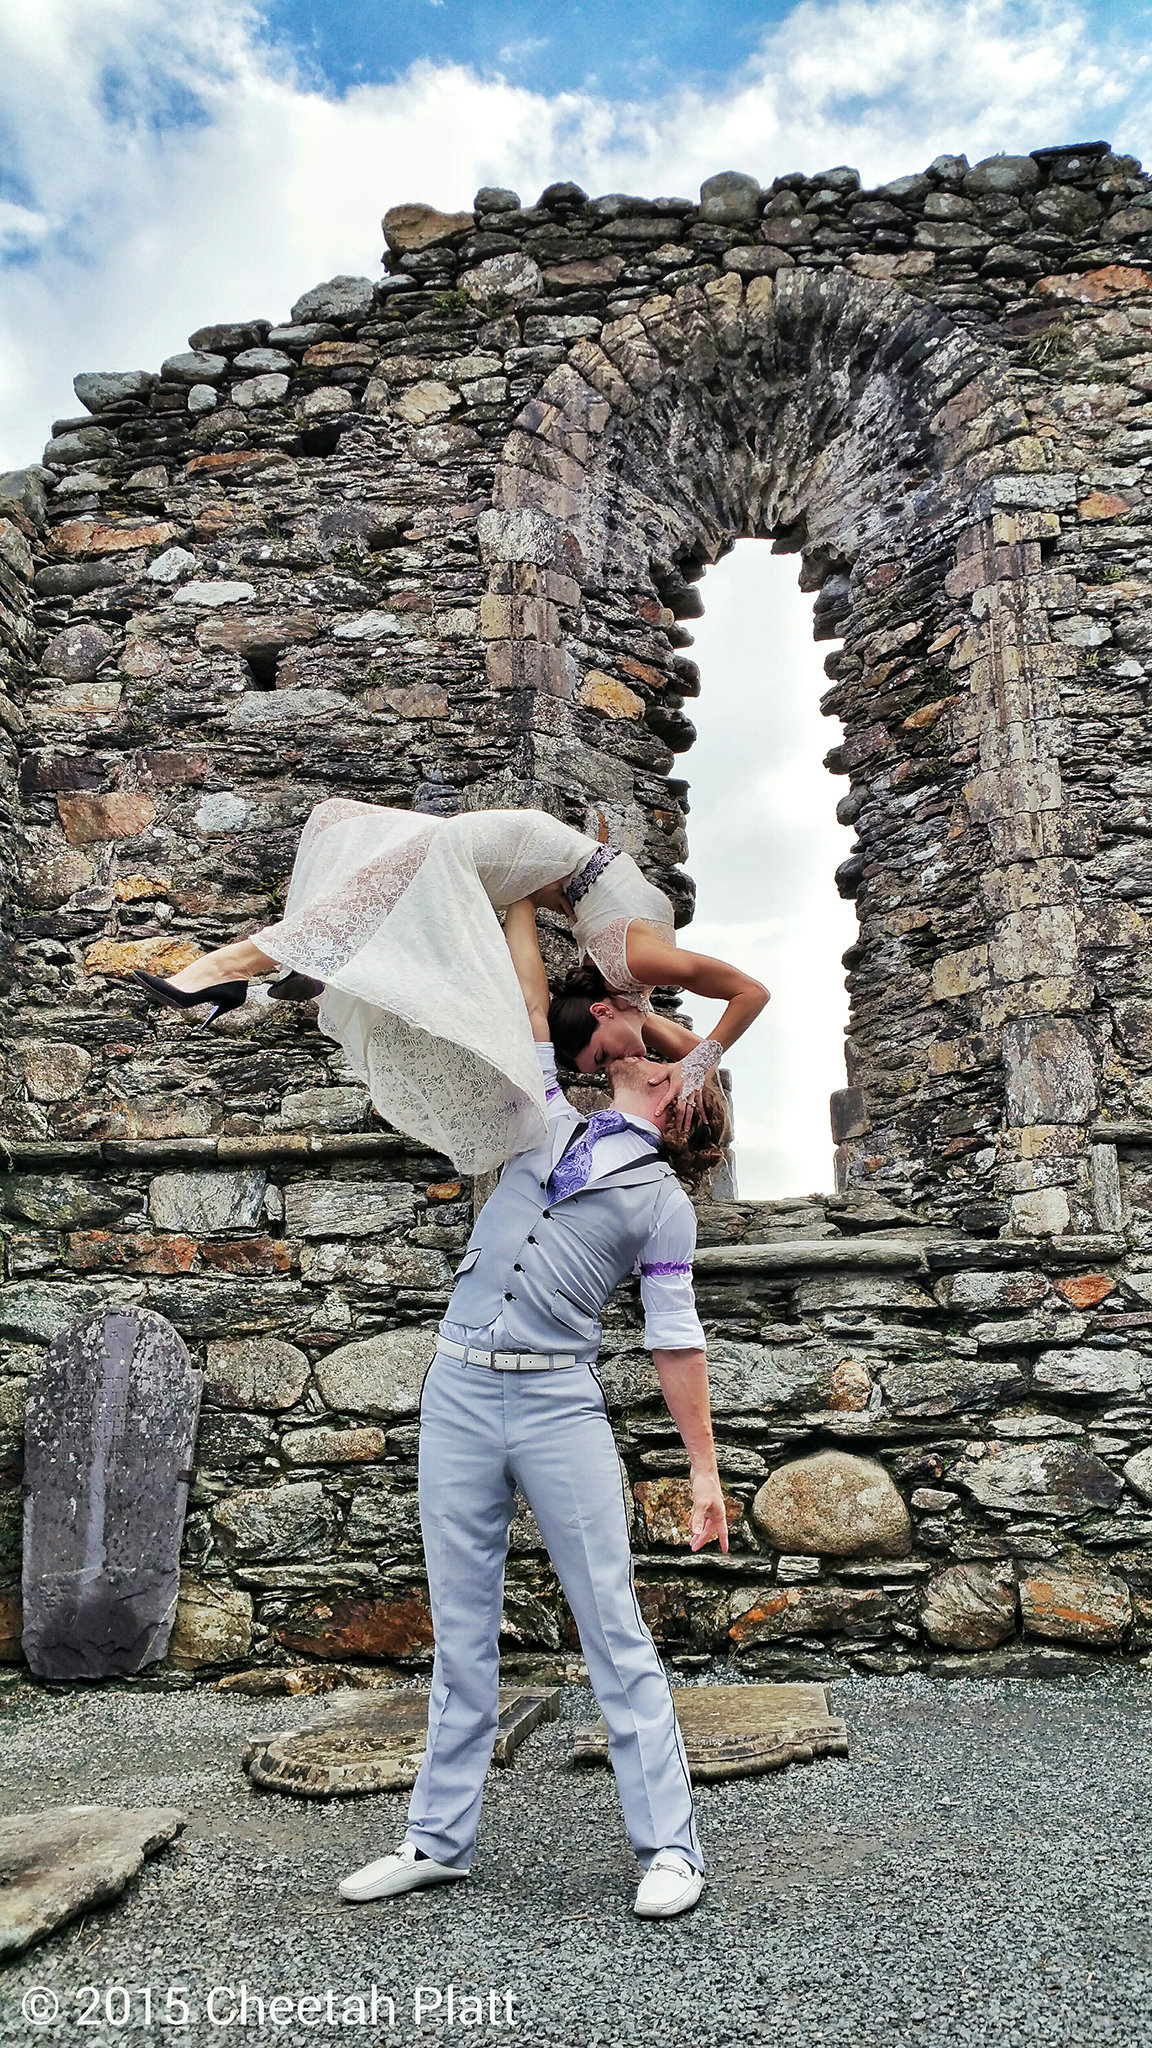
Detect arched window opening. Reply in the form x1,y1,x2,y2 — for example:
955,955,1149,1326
676,542,857,1199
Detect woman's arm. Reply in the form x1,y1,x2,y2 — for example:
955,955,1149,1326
642,1010,703,1060
626,926,769,1056
503,898,552,1041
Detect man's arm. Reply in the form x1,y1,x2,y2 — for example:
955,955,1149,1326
652,1349,728,1554
639,1186,728,1553
504,897,551,1042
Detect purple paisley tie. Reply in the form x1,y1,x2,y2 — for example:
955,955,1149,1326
546,1111,659,1203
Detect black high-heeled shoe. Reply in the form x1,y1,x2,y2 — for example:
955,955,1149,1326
267,971,325,1002
132,969,248,1025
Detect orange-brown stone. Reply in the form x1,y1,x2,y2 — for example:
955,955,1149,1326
426,1181,463,1202
1020,1567,1131,1647
1078,490,1129,521
276,1593,436,1661
1054,1272,1115,1308
84,935,200,977
1036,264,1152,303
383,202,475,253
302,341,376,369
200,1237,293,1274
633,1476,743,1548
113,875,170,902
578,671,645,719
902,695,961,731
0,1586,24,1663
618,655,668,689
826,1358,873,1412
185,450,271,475
49,519,177,557
58,791,157,845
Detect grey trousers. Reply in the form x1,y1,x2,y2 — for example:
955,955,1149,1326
404,1348,703,1874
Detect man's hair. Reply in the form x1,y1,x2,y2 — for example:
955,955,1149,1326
660,1074,733,1193
548,961,608,1067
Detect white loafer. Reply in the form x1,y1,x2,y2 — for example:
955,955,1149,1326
634,1849,704,1919
339,1839,468,1903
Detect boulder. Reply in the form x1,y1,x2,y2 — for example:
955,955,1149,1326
160,350,228,385
276,1591,435,1660
73,370,155,413
698,171,762,223
460,254,543,310
167,1578,253,1669
290,276,376,324
921,1563,1018,1649
39,623,116,682
751,1451,911,1557
42,426,117,468
1019,1567,1132,1647
1033,1347,1145,1398
0,1807,185,1958
204,1336,310,1412
382,203,475,253
212,1481,338,1561
149,1170,265,1234
1123,1446,1152,1503
315,1327,434,1420
952,1439,1124,1515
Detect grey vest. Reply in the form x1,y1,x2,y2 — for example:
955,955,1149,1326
442,1116,686,1357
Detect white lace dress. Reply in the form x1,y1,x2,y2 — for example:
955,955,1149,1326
249,803,677,1173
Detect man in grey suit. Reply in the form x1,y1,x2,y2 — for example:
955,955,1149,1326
340,900,728,1920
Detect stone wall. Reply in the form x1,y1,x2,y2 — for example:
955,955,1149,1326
3,142,1152,1675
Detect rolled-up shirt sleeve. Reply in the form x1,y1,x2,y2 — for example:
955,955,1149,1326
635,1186,706,1352
535,1040,569,1123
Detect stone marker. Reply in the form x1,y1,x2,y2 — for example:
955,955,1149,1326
0,1806,185,1958
243,1686,560,1797
22,1308,202,1679
570,1683,849,1781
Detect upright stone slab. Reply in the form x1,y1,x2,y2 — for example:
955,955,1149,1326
22,1308,202,1679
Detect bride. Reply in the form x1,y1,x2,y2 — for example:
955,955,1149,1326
134,800,769,1174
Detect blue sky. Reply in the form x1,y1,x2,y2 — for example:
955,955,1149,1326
262,0,799,98
2,0,1151,1189
262,0,1142,106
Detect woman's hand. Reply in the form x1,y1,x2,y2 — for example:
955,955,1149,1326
664,1061,703,1144
689,1464,729,1553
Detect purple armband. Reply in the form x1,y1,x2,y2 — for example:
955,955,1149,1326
640,1260,692,1278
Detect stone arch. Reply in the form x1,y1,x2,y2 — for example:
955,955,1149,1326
482,264,1087,1226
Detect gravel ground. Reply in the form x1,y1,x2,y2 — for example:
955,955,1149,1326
1,1668,1151,2048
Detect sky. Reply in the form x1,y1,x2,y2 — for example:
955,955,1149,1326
2,0,1150,1193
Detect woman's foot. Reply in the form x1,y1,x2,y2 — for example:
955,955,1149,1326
132,971,249,1024
165,938,279,995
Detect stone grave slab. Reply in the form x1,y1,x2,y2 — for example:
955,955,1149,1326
23,1308,202,1679
569,1683,849,1781
244,1686,561,1798
0,1806,185,1958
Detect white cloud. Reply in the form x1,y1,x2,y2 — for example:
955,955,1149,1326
1,0,1147,465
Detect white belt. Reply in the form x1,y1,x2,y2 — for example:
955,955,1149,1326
437,1338,583,1372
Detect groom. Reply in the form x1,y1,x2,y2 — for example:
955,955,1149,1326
340,900,728,1920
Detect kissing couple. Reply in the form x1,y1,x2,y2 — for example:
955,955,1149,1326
136,799,769,1916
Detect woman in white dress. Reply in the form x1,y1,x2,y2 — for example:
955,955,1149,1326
134,801,769,1174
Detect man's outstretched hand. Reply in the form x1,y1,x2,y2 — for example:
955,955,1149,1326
689,1465,729,1553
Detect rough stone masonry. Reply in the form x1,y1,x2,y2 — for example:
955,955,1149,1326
3,145,1152,1680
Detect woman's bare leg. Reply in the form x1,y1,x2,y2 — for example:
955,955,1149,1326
167,939,280,994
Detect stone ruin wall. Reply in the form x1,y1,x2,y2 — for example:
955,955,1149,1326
3,143,1152,1680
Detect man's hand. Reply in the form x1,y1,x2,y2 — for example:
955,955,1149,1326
689,1464,729,1553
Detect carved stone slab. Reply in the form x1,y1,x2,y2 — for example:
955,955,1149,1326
244,1686,560,1798
0,1806,185,1958
22,1308,202,1679
569,1683,850,1781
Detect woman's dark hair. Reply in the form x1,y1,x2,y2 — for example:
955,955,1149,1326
548,961,608,1068
662,1074,733,1193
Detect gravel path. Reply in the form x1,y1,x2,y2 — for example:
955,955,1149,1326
1,1669,1150,2047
